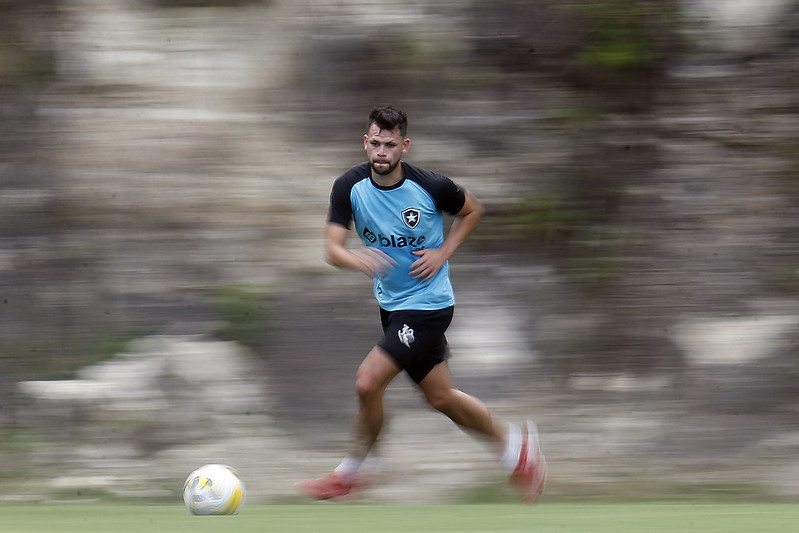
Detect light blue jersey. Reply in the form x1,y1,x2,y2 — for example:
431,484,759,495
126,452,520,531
328,162,466,311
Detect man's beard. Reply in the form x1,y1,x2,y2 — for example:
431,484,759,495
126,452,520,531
371,159,400,176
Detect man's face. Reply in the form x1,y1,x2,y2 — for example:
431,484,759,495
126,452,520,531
364,124,409,178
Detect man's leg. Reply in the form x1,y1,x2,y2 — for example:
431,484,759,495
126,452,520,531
418,362,546,502
348,346,402,459
296,346,400,500
417,361,505,448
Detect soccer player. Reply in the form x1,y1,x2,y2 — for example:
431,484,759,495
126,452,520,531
296,107,545,502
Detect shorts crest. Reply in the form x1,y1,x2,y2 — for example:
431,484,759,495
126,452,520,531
398,324,415,348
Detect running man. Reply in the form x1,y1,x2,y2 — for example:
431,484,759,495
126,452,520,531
296,106,545,502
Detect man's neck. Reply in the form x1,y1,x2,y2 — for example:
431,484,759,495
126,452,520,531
371,163,404,188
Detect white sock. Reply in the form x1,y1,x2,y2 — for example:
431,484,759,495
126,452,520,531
334,453,382,480
334,456,363,476
500,423,523,473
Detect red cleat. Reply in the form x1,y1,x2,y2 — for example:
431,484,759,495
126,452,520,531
510,421,547,503
295,471,362,500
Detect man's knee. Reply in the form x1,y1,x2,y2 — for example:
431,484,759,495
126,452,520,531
355,371,381,401
425,388,458,414
355,347,400,401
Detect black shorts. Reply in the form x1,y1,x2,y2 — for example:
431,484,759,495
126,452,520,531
377,306,454,384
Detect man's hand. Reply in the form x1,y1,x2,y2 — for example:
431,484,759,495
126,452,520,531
353,247,396,278
326,223,396,278
409,248,448,281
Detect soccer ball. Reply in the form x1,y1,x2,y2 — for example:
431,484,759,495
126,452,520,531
183,464,245,515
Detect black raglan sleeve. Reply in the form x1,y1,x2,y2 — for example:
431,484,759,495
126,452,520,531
327,164,369,228
405,163,466,215
435,175,466,215
327,177,354,228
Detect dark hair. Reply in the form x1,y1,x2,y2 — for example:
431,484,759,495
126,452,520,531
368,106,408,137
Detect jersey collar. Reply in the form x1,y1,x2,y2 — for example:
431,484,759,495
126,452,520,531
369,161,405,190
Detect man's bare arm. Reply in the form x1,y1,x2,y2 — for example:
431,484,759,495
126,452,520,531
409,190,485,281
325,222,395,277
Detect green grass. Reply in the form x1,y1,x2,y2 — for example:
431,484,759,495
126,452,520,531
0,503,796,532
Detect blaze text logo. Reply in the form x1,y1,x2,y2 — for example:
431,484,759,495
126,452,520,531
376,234,425,249
363,225,427,251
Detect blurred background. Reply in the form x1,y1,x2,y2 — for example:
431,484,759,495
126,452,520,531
2,0,799,504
